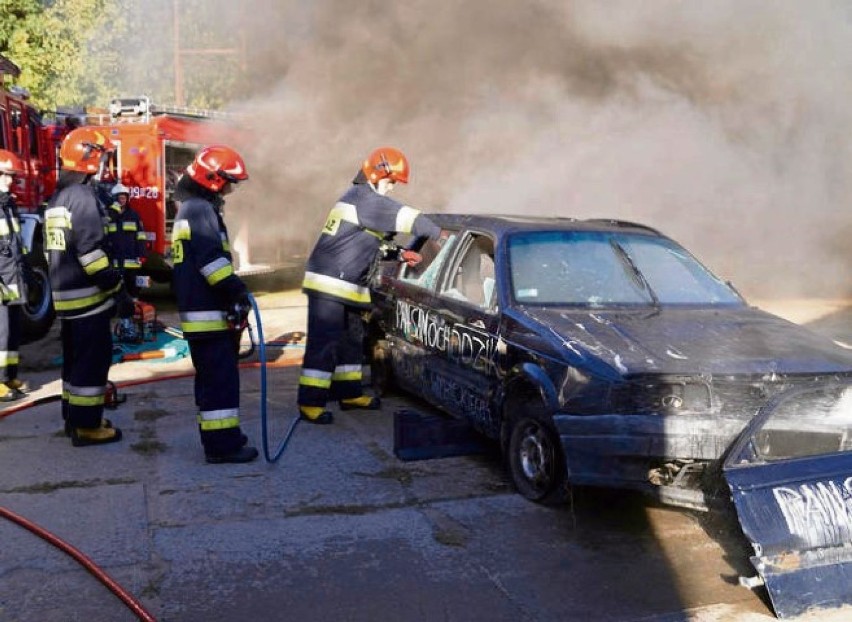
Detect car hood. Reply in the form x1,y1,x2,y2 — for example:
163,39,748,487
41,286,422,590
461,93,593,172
515,306,852,376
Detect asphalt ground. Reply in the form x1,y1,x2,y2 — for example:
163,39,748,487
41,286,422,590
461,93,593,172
1,291,852,622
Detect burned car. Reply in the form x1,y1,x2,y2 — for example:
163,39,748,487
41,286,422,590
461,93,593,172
367,215,852,512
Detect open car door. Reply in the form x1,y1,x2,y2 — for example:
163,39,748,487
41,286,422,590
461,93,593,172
723,381,852,618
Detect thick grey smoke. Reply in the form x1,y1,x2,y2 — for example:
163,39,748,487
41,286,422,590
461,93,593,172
120,1,852,299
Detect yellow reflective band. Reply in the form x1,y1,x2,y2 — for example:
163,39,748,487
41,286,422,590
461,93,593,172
45,206,72,228
107,224,118,233
53,290,113,311
68,394,106,406
82,256,110,275
202,257,234,285
321,202,359,236
136,232,147,240
171,219,191,242
332,364,362,382
0,351,19,366
181,320,229,333
332,370,362,382
206,265,233,285
123,260,142,269
122,223,138,231
396,206,421,234
302,272,371,304
196,414,240,431
299,375,332,389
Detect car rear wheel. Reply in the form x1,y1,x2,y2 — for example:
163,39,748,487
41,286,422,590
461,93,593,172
507,409,567,505
369,338,396,397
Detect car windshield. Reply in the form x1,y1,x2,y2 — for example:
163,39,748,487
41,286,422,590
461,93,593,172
508,230,742,307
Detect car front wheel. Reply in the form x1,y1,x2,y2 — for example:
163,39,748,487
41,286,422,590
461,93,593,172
507,412,567,505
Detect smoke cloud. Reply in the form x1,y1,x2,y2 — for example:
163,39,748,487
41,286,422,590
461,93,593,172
120,1,852,299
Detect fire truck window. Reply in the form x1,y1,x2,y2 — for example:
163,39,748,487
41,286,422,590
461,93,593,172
28,118,39,157
10,110,20,152
0,109,6,149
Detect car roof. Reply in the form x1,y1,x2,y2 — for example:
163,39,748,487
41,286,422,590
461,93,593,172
426,213,664,237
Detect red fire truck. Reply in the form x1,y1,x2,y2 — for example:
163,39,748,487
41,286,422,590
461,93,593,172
2,53,291,342
0,55,67,342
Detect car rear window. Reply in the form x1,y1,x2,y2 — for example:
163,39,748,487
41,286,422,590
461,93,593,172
508,230,742,307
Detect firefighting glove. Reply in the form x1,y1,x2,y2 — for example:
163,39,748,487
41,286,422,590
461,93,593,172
228,291,251,330
115,289,135,319
400,250,423,268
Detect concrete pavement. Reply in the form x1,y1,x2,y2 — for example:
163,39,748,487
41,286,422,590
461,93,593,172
2,294,852,621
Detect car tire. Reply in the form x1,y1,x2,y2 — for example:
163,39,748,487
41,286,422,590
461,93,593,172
21,261,55,344
507,409,568,505
369,338,396,397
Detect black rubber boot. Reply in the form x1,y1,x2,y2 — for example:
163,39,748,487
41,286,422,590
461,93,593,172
299,406,334,425
205,446,259,464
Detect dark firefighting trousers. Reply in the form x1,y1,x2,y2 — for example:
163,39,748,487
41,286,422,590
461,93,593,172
188,332,246,455
297,295,366,408
0,304,20,382
61,309,113,429
118,269,140,318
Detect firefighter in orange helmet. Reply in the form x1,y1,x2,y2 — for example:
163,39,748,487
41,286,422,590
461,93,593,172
0,150,29,402
45,127,132,446
297,147,443,424
171,144,258,463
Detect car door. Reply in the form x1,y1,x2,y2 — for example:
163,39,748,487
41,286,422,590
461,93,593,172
425,231,502,436
723,382,852,618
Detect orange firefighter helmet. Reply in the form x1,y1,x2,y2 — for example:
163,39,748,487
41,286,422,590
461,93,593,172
361,147,410,184
60,127,115,174
0,149,24,176
186,145,249,192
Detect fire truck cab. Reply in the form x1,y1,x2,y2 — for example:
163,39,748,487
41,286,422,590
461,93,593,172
96,97,250,282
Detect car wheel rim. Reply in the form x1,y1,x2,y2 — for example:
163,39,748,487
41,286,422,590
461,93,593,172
518,422,553,491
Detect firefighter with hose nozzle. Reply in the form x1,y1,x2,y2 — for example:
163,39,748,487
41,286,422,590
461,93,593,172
171,144,258,464
297,146,444,425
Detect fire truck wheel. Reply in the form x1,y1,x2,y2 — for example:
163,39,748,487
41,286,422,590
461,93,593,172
21,262,55,344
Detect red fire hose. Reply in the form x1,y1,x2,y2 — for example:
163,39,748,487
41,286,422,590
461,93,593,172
0,504,158,622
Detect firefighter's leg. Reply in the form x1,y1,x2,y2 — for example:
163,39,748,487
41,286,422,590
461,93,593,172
188,333,258,463
66,310,122,446
0,304,21,402
296,296,342,424
4,305,26,394
336,305,380,411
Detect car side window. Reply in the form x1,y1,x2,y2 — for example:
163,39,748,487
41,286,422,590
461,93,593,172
400,233,457,289
440,233,496,310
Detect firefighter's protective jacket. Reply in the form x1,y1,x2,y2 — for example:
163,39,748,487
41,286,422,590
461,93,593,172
0,192,27,305
171,194,247,338
303,184,441,307
107,203,146,270
45,182,122,318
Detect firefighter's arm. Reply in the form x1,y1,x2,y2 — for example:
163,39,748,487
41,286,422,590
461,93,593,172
194,208,247,303
72,196,122,293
